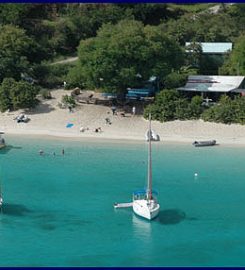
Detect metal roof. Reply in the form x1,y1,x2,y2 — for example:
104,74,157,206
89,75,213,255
185,42,232,54
178,75,245,93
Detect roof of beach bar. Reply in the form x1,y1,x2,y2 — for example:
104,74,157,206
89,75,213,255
178,75,245,93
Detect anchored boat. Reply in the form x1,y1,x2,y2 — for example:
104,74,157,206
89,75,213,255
192,140,216,147
132,114,160,220
114,114,160,220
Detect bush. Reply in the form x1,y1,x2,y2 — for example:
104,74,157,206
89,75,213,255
144,90,245,125
189,95,203,119
144,89,180,122
61,94,76,108
66,64,86,89
233,96,245,124
164,72,188,89
33,63,73,89
174,98,191,120
201,95,235,124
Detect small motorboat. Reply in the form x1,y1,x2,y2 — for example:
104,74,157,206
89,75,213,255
16,113,30,123
192,140,216,147
0,131,6,149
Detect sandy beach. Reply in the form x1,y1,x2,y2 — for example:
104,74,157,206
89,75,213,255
1,89,245,145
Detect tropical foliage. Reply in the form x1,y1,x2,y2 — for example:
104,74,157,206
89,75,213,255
69,20,184,93
0,3,244,118
0,78,39,112
219,34,245,75
145,90,245,125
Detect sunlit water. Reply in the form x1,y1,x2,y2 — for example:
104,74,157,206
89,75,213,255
0,135,245,266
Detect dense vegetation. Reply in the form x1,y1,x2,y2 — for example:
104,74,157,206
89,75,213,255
0,3,244,124
144,90,245,125
0,78,39,111
68,20,184,92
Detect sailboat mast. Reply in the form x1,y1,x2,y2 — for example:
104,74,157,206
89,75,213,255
147,113,152,200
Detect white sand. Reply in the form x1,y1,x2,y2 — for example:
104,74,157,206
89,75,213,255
1,89,245,145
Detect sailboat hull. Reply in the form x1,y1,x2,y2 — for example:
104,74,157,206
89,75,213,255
133,199,160,220
0,143,5,149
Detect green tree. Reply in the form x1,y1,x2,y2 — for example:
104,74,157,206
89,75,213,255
162,12,238,46
164,72,188,89
189,95,203,119
0,78,39,111
0,4,29,25
185,41,202,68
10,81,39,109
69,20,184,93
219,34,245,75
0,78,14,112
0,25,34,82
66,63,86,89
174,97,190,120
201,95,235,124
232,95,245,124
144,89,181,122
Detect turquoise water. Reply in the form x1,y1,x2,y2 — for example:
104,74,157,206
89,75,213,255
1,136,245,267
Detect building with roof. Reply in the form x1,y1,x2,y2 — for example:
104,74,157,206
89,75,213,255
185,42,233,75
177,75,245,99
185,42,232,55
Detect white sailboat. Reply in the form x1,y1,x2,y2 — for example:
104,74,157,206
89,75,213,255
132,114,160,220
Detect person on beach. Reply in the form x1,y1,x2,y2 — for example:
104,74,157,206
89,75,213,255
105,118,111,125
80,126,85,132
132,106,136,116
111,106,117,115
95,127,102,133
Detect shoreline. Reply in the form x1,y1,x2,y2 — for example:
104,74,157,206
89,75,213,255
4,128,245,148
2,89,245,147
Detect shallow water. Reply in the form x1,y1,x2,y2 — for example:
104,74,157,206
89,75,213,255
0,136,245,266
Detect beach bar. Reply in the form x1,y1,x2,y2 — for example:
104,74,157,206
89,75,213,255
177,75,245,100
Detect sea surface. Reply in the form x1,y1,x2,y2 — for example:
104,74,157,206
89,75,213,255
0,135,245,267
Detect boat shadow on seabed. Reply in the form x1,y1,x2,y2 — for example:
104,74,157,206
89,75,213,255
156,209,187,225
0,203,32,216
0,145,22,154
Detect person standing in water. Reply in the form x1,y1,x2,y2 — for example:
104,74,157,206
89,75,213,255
62,149,65,155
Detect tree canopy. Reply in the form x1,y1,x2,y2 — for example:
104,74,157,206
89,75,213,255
0,25,37,82
0,78,39,112
0,3,245,115
68,20,184,93
219,34,245,75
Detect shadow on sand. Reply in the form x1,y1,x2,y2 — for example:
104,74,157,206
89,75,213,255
26,103,55,115
156,209,186,225
1,203,32,216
